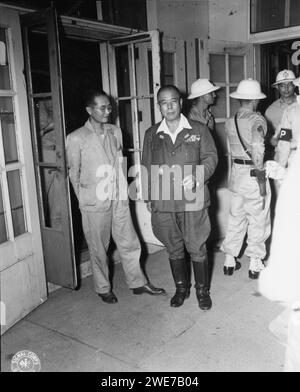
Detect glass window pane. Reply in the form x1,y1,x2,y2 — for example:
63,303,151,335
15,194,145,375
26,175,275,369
212,87,226,118
116,46,131,97
162,52,174,85
39,167,62,230
34,97,56,162
0,180,8,244
229,56,244,83
0,97,18,164
7,170,26,237
209,54,226,83
251,0,285,33
28,29,51,94
102,0,147,30
148,50,153,94
118,100,133,148
290,0,300,26
0,28,11,90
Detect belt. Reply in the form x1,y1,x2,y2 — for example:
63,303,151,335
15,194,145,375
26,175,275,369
233,158,253,165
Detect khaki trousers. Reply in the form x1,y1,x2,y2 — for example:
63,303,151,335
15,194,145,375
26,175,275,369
81,200,147,294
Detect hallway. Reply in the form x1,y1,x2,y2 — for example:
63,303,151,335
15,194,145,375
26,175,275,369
1,249,285,372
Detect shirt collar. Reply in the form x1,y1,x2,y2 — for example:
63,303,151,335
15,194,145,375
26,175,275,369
85,119,106,135
238,107,254,114
157,114,192,134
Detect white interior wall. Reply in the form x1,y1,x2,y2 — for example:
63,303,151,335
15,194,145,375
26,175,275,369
147,0,209,40
208,0,249,42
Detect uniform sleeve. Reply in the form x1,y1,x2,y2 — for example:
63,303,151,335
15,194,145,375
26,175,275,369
141,129,152,202
199,125,218,183
251,115,267,169
274,109,292,168
66,134,81,199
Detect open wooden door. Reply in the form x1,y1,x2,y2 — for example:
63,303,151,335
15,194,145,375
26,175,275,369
21,8,77,288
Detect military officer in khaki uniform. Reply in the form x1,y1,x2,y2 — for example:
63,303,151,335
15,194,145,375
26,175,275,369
221,79,271,279
142,85,218,310
66,90,165,304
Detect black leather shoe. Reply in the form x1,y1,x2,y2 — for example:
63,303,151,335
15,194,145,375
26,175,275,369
132,283,166,296
170,288,189,307
224,261,241,276
98,292,118,304
249,270,260,280
196,288,212,310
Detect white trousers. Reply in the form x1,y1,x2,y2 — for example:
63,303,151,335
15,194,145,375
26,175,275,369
221,165,271,259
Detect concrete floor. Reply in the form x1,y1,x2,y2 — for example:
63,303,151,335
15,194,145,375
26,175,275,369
1,249,285,372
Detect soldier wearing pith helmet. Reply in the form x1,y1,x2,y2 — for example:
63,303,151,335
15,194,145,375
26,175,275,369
265,69,296,147
221,79,271,280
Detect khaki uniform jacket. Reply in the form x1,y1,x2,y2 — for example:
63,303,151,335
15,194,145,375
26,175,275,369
66,120,125,212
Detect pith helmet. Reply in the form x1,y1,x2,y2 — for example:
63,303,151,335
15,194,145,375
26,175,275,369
188,78,220,99
272,69,295,87
230,78,266,100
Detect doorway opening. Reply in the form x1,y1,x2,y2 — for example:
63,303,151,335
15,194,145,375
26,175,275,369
61,36,103,265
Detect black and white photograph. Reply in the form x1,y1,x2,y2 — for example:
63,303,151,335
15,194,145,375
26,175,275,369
0,0,299,375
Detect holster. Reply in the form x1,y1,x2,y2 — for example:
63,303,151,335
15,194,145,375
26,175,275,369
250,169,267,197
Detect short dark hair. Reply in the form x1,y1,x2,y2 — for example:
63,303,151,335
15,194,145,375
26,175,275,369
85,90,108,107
157,85,181,100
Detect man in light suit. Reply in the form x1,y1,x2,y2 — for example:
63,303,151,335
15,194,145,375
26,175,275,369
66,90,165,304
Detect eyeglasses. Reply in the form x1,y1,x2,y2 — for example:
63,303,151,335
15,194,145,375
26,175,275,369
92,105,113,112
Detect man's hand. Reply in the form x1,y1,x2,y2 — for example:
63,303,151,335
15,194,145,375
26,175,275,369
265,160,286,180
182,174,197,191
146,202,152,213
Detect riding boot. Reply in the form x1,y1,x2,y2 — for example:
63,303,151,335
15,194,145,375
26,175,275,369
192,258,212,310
169,258,189,307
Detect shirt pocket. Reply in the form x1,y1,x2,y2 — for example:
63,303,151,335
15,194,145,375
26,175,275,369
183,141,200,162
